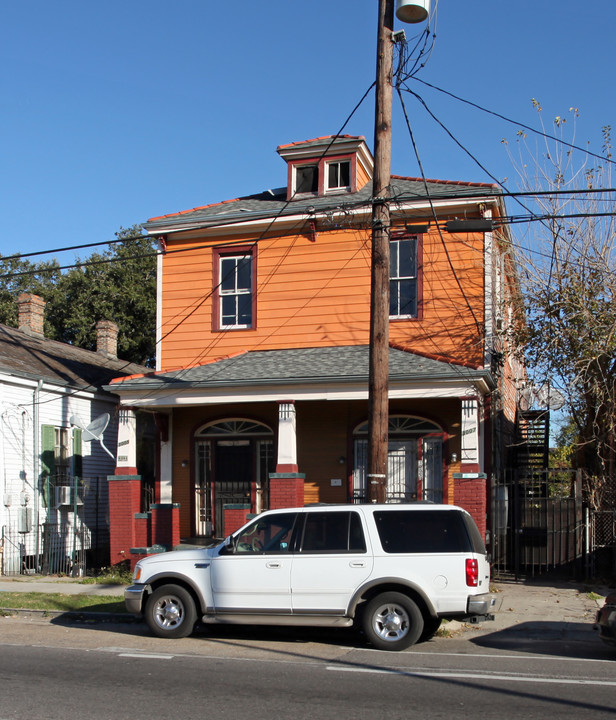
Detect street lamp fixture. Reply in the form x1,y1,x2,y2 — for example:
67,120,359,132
396,0,430,24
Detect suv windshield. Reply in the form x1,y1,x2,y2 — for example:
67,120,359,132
373,510,482,554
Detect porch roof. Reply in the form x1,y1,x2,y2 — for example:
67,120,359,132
108,345,495,395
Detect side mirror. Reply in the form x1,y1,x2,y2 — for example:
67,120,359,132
219,535,235,555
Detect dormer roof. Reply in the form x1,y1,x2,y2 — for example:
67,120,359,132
276,135,374,201
276,135,373,167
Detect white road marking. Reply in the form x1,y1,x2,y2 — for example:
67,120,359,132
327,665,616,687
118,653,174,660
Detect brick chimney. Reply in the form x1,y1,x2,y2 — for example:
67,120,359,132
96,320,119,359
17,293,46,337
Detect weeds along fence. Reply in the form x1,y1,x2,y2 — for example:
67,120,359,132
1,476,109,577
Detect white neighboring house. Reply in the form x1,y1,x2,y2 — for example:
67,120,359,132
0,293,149,575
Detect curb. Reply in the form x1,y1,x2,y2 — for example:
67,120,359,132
1,607,138,623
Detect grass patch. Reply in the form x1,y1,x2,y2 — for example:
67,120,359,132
0,592,127,614
80,563,132,586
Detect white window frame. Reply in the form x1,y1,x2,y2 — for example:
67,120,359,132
219,253,253,329
390,236,418,319
325,160,351,192
293,163,319,196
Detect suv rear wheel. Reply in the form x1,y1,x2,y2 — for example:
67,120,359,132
362,592,424,651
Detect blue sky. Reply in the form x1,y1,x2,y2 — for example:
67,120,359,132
2,1,613,263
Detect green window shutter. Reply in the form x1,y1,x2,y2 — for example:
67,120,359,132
73,428,82,479
41,425,55,508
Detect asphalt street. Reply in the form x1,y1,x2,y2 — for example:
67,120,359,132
0,604,615,720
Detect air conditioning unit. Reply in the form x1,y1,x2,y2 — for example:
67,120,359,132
55,486,83,507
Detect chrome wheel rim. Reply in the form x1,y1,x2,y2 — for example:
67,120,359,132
372,602,410,642
153,595,184,630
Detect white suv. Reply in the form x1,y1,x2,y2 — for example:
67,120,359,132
125,503,495,651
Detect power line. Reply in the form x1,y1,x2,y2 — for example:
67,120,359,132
0,236,134,263
412,77,616,167
395,86,482,338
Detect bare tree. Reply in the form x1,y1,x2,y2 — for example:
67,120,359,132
504,104,616,508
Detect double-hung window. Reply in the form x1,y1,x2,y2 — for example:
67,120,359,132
216,250,254,330
390,236,418,318
326,160,350,191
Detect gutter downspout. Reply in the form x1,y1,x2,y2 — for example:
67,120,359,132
33,379,42,565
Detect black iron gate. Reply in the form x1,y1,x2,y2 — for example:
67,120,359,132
213,442,252,537
491,410,584,578
492,468,584,578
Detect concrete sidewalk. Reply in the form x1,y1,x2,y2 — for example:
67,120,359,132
452,575,608,642
0,575,126,596
0,573,610,638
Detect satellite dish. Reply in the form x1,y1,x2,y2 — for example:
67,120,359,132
517,386,534,411
70,413,115,459
535,384,565,411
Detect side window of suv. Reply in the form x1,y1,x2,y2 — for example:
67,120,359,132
234,512,298,553
373,510,472,554
299,511,367,553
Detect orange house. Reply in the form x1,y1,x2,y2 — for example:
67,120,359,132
107,135,524,565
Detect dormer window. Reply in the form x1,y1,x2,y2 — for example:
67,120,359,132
291,156,354,198
295,164,319,194
278,135,373,202
327,160,351,191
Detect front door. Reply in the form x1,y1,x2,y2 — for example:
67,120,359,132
194,420,275,538
353,422,444,503
214,440,252,535
194,440,252,538
387,440,418,502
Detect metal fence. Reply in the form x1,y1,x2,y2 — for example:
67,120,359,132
2,522,90,576
1,476,109,577
589,508,616,579
491,468,585,579
350,489,443,504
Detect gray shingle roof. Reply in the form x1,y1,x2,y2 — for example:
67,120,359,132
110,345,494,392
144,177,501,232
0,324,150,392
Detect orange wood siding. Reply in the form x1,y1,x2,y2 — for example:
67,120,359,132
356,161,371,191
159,225,487,371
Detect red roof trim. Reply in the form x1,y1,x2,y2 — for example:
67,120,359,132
277,134,365,151
148,197,242,222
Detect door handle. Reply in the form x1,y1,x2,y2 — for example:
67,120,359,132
350,561,366,568
266,562,282,569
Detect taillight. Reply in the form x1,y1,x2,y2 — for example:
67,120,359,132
466,558,478,587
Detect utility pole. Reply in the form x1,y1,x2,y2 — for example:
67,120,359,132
367,0,395,503
367,0,430,503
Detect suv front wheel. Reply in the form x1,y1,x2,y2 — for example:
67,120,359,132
362,592,424,651
145,584,197,639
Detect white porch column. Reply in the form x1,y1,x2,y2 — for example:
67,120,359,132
276,401,298,473
460,398,480,472
116,407,137,475
157,412,173,503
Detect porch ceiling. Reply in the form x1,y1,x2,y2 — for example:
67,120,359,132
106,345,495,408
